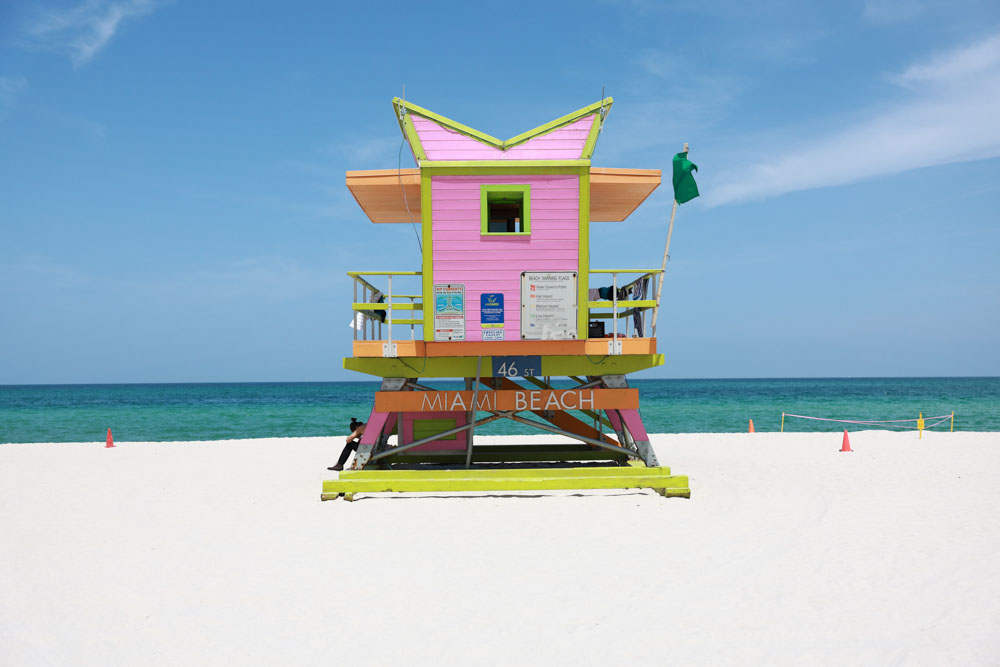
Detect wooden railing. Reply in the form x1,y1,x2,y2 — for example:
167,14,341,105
349,268,659,357
588,269,662,354
349,271,422,357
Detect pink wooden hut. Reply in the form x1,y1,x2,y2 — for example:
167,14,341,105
322,97,689,500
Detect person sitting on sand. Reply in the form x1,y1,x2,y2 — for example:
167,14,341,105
328,418,366,471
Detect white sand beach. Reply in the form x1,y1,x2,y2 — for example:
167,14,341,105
1,431,998,665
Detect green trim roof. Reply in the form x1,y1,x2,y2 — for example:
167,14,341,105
392,97,613,160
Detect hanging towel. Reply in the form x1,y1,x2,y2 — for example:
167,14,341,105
632,278,648,337
371,291,387,324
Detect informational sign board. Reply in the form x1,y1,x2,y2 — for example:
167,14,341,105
480,292,505,341
480,293,504,325
520,271,577,340
491,355,542,378
433,283,465,341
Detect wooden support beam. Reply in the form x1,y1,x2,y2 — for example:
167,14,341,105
484,377,620,446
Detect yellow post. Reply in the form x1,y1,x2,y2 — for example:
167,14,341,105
950,411,955,432
780,412,785,433
918,412,924,439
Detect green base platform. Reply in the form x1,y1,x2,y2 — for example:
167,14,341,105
321,465,690,501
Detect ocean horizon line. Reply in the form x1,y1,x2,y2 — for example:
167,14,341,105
3,374,999,388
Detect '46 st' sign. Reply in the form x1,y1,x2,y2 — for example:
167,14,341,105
491,355,541,378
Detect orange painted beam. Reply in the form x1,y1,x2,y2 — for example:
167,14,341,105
353,341,424,357
375,388,638,413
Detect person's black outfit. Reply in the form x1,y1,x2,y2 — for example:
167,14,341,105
328,418,364,471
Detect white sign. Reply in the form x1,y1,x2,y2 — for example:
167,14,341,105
482,328,504,341
434,284,465,341
520,271,577,340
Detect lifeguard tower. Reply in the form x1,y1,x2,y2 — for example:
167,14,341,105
322,97,690,500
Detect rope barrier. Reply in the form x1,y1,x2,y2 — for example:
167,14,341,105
781,412,955,432
923,415,953,429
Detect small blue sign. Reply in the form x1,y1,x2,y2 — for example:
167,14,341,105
480,293,504,325
492,355,541,378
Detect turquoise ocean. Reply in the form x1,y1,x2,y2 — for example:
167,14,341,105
1,377,997,444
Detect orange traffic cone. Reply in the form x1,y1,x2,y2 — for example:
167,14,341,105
105,428,115,448
840,429,852,453
748,419,755,433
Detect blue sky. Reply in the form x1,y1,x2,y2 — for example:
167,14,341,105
1,0,998,383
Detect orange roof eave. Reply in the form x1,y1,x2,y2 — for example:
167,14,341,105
345,168,660,223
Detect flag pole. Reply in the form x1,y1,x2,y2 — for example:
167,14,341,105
650,142,687,338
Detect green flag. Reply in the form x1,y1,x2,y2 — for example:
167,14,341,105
672,151,699,204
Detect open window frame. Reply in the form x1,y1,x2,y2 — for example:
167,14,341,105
480,184,531,236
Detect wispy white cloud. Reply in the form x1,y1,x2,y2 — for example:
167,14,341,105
605,0,831,67
862,0,928,23
0,255,96,295
635,48,746,119
0,77,27,120
24,0,160,67
594,49,746,163
892,33,1000,88
710,32,1000,205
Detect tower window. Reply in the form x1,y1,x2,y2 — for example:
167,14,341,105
481,185,531,236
